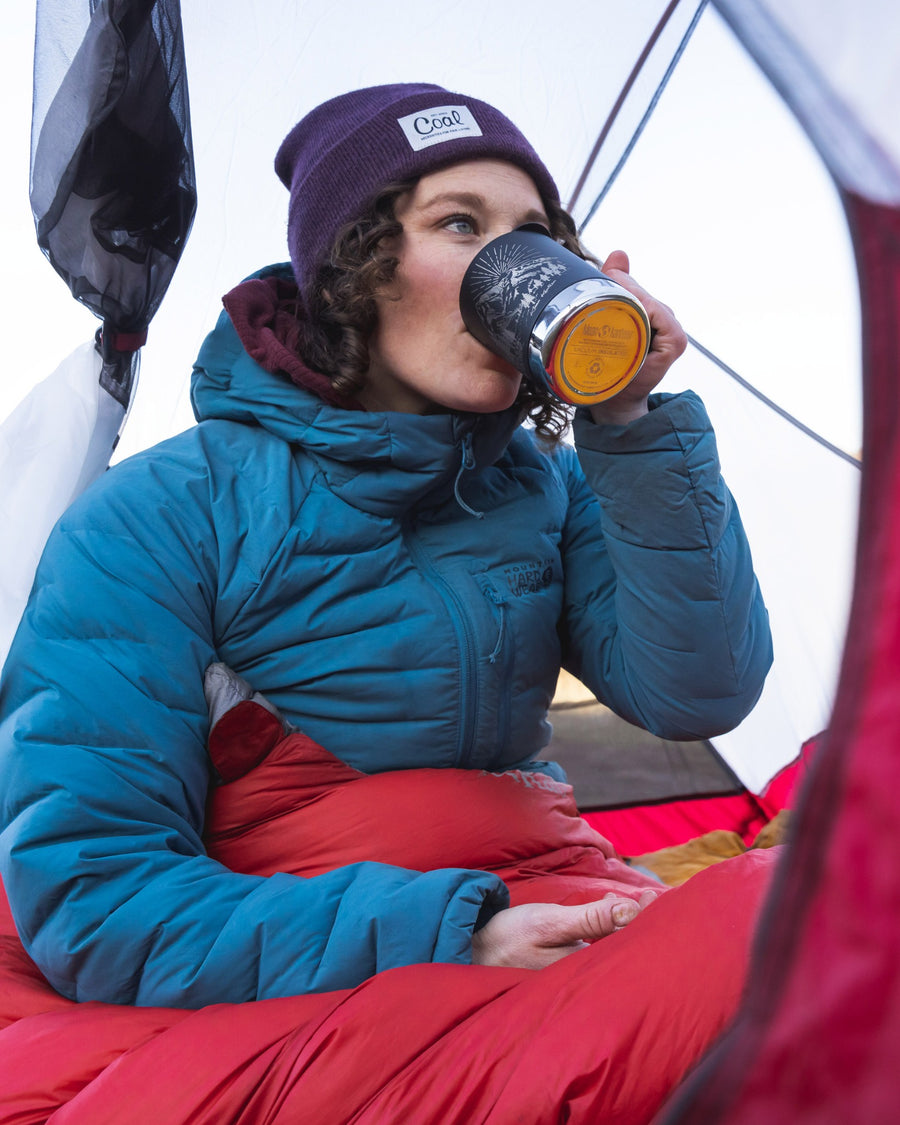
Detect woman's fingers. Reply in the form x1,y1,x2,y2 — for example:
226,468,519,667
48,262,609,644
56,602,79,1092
471,892,658,970
601,249,631,276
589,250,688,426
601,250,687,370
544,894,644,944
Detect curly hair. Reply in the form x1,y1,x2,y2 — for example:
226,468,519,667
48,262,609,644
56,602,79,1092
293,179,595,441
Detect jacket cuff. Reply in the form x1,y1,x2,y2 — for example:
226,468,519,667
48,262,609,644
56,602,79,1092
572,390,704,453
434,874,510,963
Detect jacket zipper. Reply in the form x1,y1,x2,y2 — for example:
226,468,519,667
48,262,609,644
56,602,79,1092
452,434,484,519
403,524,479,768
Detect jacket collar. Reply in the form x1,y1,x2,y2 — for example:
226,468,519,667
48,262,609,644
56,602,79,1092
190,265,522,517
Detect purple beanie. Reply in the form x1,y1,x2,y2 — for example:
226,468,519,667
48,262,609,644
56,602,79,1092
274,82,560,300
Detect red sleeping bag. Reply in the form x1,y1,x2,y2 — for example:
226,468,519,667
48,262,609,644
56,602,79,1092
0,702,777,1124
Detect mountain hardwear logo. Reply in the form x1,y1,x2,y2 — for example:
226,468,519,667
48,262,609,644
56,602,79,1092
504,561,554,596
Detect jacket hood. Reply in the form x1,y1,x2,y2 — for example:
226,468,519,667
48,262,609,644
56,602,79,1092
189,264,523,516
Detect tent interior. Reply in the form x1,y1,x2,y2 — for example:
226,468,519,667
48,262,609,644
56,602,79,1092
2,0,899,1120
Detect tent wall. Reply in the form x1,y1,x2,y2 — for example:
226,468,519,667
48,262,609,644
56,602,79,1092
658,1,900,1117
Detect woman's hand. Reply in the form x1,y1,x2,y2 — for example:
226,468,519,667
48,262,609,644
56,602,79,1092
588,250,687,427
471,890,659,970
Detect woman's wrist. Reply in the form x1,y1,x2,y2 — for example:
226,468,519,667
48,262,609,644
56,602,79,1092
587,397,650,427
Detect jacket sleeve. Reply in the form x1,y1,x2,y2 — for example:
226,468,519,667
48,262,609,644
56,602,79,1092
0,452,508,1008
559,390,773,740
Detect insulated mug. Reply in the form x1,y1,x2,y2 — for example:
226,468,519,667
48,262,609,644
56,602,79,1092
459,225,651,406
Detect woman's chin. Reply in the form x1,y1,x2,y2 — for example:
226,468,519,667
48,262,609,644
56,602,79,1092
466,366,523,413
456,388,521,415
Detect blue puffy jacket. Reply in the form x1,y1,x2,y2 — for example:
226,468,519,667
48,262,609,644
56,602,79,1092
0,279,771,1007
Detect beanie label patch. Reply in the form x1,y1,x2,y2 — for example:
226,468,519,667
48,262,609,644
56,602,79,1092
397,105,483,152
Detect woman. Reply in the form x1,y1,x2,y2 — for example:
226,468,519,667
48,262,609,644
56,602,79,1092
0,83,772,1009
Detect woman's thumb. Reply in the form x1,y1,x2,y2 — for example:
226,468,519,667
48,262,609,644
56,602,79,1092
573,896,642,942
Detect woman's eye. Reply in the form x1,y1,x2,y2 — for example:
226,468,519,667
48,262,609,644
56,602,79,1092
444,214,477,235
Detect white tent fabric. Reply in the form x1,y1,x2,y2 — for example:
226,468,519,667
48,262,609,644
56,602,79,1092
715,0,900,205
0,0,865,793
0,343,125,665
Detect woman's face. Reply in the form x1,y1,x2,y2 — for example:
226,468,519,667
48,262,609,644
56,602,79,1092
360,159,550,415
